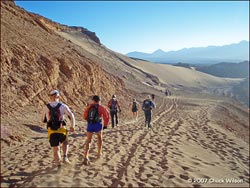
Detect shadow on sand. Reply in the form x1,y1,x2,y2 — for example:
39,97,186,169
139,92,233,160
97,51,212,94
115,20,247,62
23,124,47,133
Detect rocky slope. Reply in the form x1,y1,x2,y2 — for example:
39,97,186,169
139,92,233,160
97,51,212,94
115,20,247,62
1,1,129,146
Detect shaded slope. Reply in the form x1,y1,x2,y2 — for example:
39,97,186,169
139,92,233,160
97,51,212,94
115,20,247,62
196,61,249,78
1,1,127,144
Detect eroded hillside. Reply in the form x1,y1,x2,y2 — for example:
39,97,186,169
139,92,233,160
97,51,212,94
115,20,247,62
1,1,129,145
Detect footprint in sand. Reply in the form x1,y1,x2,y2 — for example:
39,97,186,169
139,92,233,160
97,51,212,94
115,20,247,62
172,151,183,157
154,151,161,155
128,183,133,188
146,174,153,178
119,181,125,187
181,166,190,171
179,174,189,180
168,175,175,179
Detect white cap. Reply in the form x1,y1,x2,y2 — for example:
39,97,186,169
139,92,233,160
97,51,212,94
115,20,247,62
49,90,60,96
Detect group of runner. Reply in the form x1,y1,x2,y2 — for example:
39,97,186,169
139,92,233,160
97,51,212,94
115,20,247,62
41,90,156,167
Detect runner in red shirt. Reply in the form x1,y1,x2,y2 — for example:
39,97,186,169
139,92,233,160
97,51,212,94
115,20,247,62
83,95,109,165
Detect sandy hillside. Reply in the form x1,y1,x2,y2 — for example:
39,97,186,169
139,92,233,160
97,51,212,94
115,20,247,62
1,1,249,188
1,94,249,187
56,30,162,95
57,29,247,118
58,31,242,88
127,59,243,88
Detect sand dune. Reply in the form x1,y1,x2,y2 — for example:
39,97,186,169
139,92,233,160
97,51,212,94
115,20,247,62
125,58,243,89
1,95,249,187
58,29,243,95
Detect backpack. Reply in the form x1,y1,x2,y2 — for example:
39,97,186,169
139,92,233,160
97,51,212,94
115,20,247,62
110,99,117,112
87,104,101,123
47,103,62,130
132,101,138,109
143,100,152,110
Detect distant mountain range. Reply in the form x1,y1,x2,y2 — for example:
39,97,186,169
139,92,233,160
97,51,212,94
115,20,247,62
127,40,249,64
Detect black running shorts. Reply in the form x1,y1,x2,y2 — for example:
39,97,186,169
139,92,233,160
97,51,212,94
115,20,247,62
132,108,138,112
49,133,66,147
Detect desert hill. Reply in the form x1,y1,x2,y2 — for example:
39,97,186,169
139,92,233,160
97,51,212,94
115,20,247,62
56,26,244,96
1,1,249,188
196,61,249,79
195,61,249,106
171,61,249,106
1,0,131,145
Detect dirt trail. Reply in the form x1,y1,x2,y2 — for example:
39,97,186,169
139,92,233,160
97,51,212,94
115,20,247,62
1,96,249,187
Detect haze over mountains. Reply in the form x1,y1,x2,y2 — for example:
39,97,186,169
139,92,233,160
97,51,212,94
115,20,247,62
127,40,249,64
1,1,249,187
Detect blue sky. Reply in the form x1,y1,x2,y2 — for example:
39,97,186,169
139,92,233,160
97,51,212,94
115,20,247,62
15,1,249,54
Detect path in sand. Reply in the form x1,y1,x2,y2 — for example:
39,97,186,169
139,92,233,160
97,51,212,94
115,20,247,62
1,96,249,187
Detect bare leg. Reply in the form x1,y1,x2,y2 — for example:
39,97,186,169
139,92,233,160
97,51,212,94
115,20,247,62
96,131,103,157
62,138,69,156
133,112,138,119
84,132,93,158
53,146,61,166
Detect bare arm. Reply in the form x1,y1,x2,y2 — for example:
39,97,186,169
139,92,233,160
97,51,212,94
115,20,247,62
64,105,75,129
40,106,47,125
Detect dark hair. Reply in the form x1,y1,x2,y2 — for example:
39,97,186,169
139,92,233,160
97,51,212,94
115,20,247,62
92,95,100,102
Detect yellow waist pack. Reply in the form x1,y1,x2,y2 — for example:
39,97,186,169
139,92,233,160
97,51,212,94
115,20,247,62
48,127,68,139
